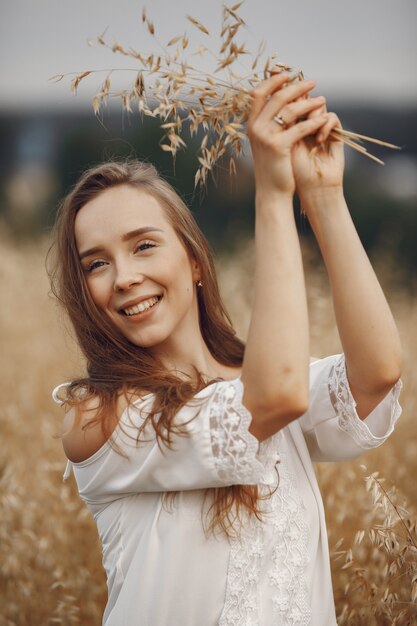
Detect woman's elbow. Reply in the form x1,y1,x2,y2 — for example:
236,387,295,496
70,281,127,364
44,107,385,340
264,388,309,418
245,387,309,427
247,395,308,442
379,349,403,388
367,356,403,395
244,371,307,409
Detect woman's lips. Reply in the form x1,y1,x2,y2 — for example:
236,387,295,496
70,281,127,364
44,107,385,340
121,295,162,321
123,295,161,316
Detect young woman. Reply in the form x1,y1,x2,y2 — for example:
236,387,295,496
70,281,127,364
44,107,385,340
50,73,403,626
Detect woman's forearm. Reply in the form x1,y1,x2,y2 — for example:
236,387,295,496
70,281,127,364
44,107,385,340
241,74,333,439
301,189,402,414
242,190,310,435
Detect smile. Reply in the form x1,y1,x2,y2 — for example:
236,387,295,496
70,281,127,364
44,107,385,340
122,296,161,316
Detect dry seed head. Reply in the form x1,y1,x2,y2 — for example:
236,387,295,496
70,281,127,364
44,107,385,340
92,96,101,115
121,93,132,113
70,71,92,93
146,19,155,35
186,15,210,35
49,74,64,83
129,48,145,63
167,36,181,47
98,28,108,46
112,42,128,55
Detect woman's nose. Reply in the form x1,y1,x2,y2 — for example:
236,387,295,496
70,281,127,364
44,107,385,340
113,262,144,292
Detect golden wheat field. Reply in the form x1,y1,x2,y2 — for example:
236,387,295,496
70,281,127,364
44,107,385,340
0,234,416,626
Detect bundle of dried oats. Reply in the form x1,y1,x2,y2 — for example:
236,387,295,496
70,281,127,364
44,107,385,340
53,2,400,189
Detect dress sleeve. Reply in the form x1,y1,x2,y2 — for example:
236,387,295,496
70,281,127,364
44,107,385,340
299,354,402,462
55,379,279,505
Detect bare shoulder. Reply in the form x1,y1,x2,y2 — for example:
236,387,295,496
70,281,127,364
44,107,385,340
61,394,128,464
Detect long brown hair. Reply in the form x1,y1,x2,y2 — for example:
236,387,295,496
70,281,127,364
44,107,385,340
49,160,266,536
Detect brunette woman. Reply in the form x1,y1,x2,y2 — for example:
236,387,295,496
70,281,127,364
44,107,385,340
50,73,402,625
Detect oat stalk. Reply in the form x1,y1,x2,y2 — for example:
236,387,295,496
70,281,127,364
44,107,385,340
55,2,401,189
364,470,417,550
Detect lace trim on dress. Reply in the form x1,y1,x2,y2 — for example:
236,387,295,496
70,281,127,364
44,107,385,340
219,507,267,626
209,379,277,485
268,444,311,626
328,354,402,449
218,432,311,626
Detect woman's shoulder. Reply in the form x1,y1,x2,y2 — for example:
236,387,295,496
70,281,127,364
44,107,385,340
61,393,131,464
59,372,244,464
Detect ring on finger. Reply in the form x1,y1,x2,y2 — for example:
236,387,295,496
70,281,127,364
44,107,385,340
274,114,288,129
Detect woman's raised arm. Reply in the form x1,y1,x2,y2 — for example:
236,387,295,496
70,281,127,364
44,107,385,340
241,74,329,441
292,106,402,419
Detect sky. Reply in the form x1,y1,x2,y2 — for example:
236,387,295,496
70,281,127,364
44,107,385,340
1,0,417,110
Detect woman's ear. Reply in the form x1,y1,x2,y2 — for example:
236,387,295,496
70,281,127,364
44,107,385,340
191,260,201,282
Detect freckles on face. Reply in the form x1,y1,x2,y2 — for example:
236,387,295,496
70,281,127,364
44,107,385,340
73,184,201,350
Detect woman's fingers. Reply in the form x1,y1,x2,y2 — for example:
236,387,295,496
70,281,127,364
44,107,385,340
286,114,329,143
248,73,290,121
306,100,327,120
249,72,339,150
316,112,342,144
257,80,316,124
276,96,326,127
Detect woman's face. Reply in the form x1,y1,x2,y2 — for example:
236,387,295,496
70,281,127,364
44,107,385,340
74,184,201,356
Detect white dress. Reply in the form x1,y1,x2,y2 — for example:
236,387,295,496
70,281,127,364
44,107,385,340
54,354,402,626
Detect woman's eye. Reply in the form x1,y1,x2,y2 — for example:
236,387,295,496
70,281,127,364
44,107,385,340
135,241,156,252
86,260,106,272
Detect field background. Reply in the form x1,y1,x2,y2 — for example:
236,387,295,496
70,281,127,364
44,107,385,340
0,235,415,625
1,0,416,622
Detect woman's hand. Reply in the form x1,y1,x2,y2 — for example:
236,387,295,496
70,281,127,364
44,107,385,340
292,101,345,205
247,73,329,199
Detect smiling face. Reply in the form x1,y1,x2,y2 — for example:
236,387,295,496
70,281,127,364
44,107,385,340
74,184,201,357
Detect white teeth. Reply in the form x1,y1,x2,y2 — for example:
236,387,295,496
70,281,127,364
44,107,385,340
123,297,159,316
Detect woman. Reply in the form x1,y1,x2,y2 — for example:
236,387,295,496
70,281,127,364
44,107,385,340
50,73,403,625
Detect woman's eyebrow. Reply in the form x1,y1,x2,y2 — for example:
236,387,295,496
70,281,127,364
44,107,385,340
79,227,164,260
121,226,163,242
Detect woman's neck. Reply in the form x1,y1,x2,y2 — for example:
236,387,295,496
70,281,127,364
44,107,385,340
152,335,241,383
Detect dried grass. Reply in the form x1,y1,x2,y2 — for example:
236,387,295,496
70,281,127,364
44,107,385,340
0,236,416,624
51,3,400,190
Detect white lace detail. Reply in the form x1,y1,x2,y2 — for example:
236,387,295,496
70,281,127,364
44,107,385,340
268,445,311,626
328,354,402,449
219,509,267,626
219,432,311,626
209,379,277,485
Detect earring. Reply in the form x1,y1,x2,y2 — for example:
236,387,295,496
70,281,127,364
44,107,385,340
196,280,203,288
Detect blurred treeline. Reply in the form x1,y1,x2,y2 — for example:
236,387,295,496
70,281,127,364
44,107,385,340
0,104,416,285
